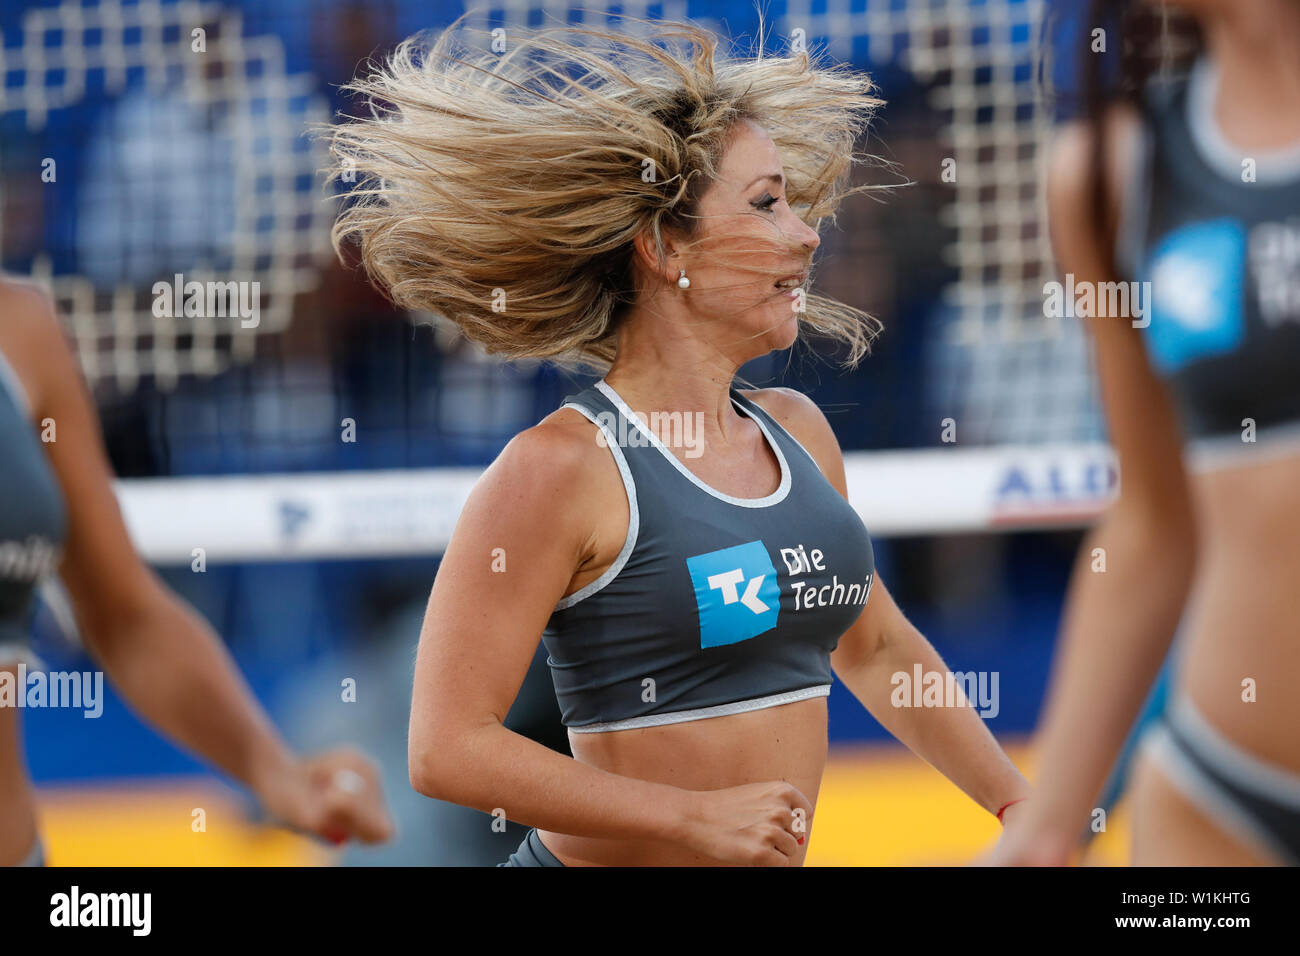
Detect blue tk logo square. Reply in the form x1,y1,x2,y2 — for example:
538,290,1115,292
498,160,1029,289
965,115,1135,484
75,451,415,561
685,540,781,649
1142,218,1247,372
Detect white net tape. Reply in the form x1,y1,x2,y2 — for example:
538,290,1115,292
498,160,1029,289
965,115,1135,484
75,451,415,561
115,444,1119,563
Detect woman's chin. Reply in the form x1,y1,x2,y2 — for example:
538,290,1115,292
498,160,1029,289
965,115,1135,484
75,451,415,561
731,300,800,358
769,307,801,349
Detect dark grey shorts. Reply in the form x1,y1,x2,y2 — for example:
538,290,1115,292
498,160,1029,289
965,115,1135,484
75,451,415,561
1142,696,1300,865
498,828,565,867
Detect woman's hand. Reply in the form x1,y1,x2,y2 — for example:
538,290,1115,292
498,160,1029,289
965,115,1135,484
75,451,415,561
679,781,814,866
975,799,1073,866
255,748,394,847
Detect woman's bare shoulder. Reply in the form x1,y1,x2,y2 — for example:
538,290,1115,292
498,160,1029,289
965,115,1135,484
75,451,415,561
469,403,624,520
0,277,61,349
0,278,75,409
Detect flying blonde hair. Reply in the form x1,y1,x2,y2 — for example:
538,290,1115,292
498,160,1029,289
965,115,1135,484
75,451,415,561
327,14,884,369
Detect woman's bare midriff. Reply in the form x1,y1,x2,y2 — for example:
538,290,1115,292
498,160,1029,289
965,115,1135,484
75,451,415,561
1177,451,1300,773
538,695,829,865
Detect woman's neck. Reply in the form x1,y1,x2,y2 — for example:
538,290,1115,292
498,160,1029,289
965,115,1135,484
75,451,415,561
1202,3,1300,151
604,331,752,444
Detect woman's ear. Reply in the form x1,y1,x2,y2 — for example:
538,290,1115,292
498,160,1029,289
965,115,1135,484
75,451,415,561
631,225,677,285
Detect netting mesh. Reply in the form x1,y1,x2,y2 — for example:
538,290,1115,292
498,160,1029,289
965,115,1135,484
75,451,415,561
782,0,1101,443
1,0,1127,449
0,0,333,391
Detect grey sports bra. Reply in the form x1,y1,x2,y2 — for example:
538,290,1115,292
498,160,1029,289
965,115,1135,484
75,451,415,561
0,349,65,663
541,379,875,733
1121,57,1300,454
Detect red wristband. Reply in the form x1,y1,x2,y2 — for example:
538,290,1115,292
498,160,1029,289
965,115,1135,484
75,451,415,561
995,798,1026,823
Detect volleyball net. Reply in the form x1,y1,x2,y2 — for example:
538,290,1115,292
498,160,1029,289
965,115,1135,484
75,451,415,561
110,443,1114,565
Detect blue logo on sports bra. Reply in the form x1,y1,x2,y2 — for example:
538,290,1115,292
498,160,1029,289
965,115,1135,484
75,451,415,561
1142,218,1247,373
685,540,781,648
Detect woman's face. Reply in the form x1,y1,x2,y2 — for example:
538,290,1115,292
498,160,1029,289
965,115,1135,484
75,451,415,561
672,118,821,359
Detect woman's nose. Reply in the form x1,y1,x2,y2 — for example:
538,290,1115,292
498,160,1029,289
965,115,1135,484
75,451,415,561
788,212,820,251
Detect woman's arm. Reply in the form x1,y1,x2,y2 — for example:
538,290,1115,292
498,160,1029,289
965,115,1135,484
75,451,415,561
835,578,1033,818
407,412,813,865
750,389,1032,819
4,280,392,845
983,112,1197,864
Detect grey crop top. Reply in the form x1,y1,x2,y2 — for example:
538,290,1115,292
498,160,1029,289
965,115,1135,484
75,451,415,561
540,379,875,733
1119,57,1300,457
0,349,65,664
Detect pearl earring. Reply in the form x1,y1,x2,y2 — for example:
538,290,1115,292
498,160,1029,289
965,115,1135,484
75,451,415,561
676,269,690,290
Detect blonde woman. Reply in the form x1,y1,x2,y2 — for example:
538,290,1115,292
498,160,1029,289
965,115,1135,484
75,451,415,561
332,16,1031,866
